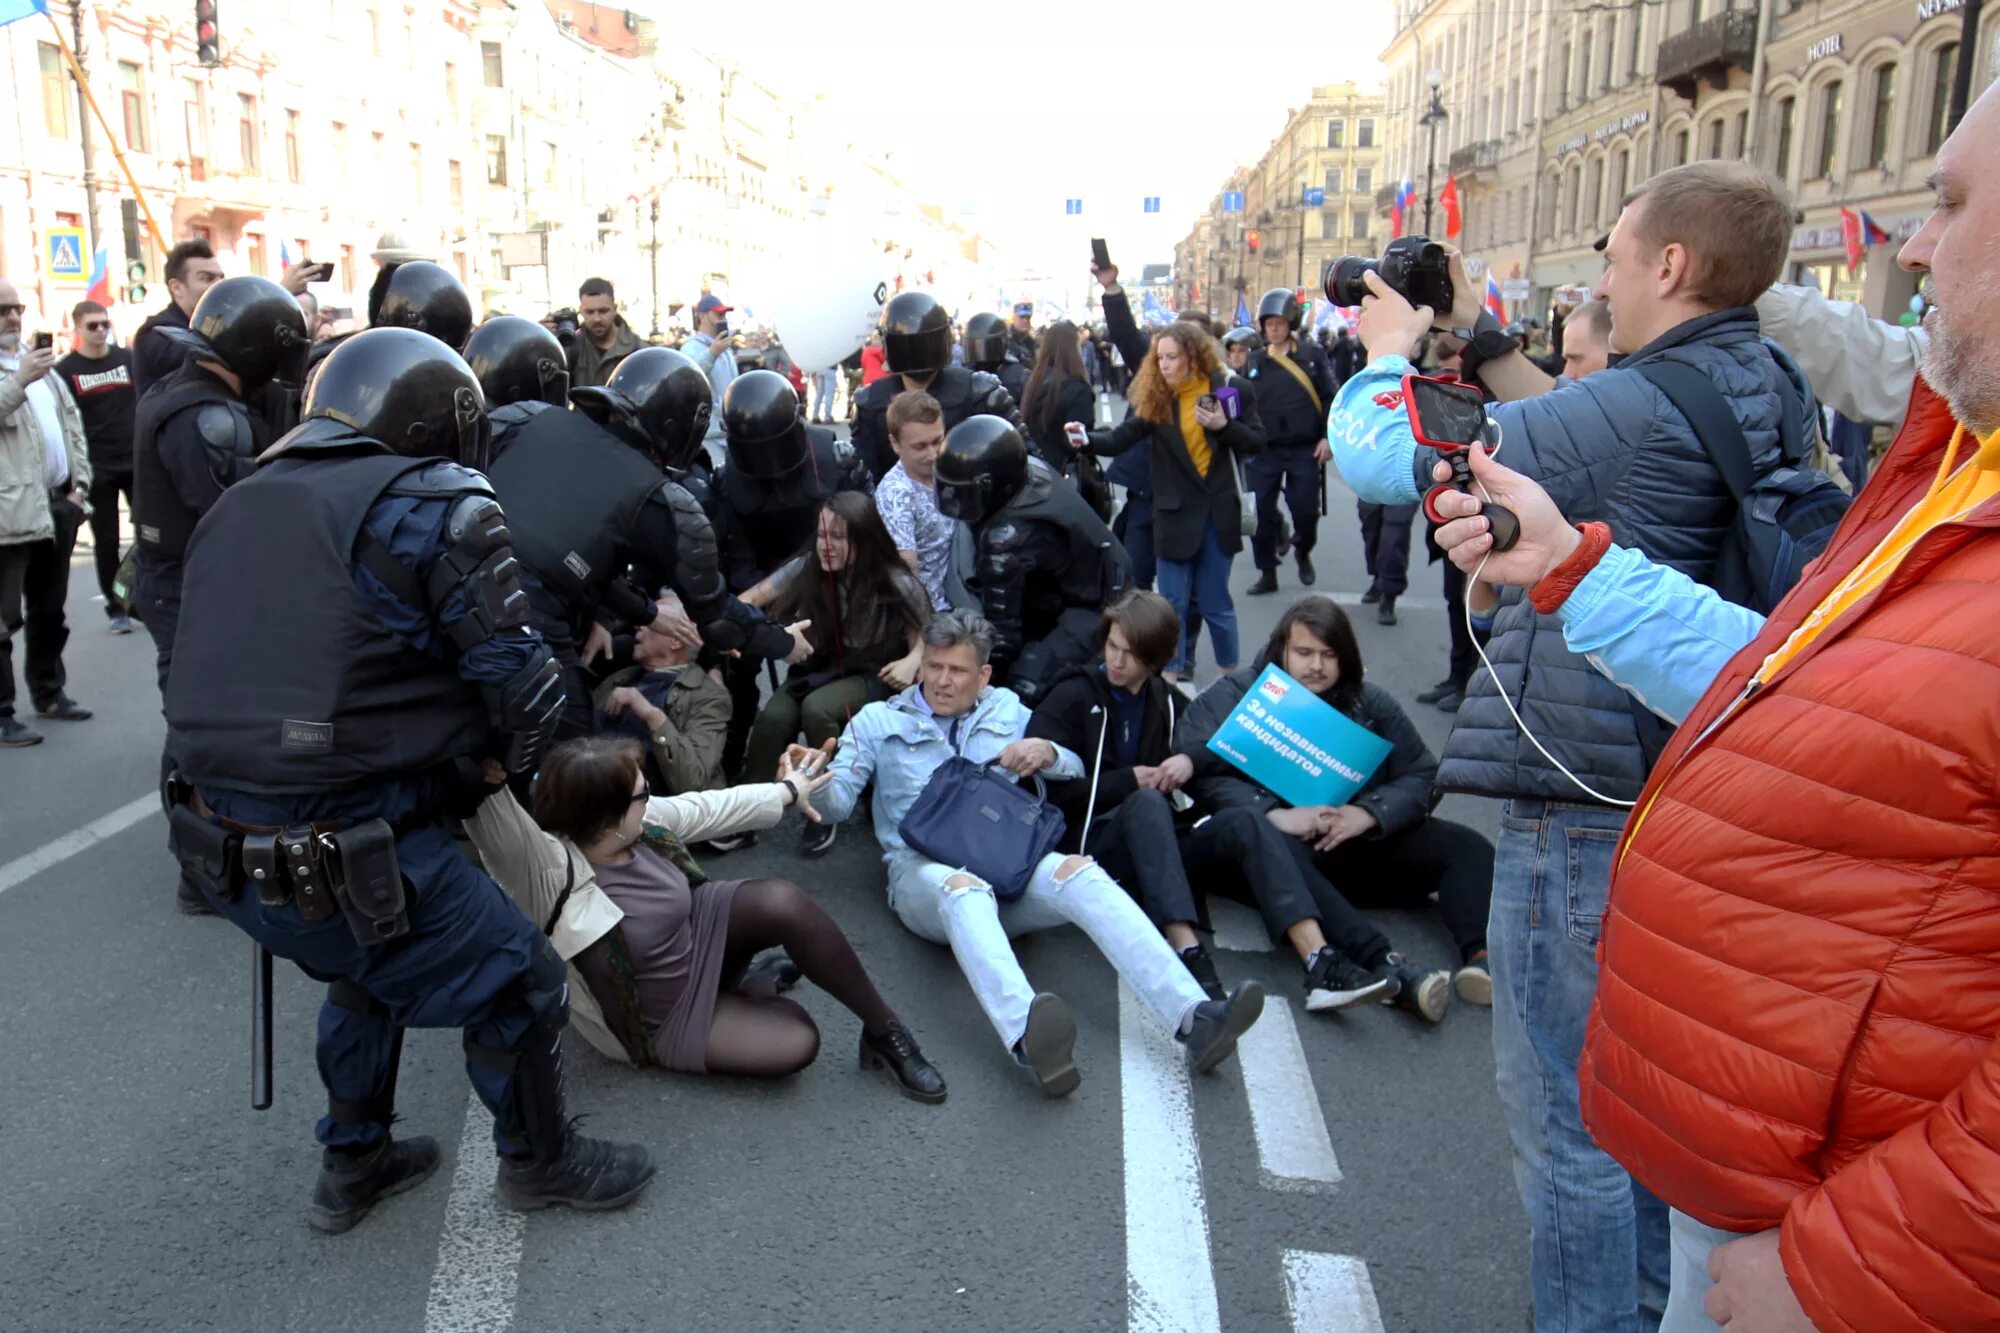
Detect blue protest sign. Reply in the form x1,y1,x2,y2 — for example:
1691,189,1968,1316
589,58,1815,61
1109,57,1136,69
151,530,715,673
1203,666,1393,809
1222,191,1244,213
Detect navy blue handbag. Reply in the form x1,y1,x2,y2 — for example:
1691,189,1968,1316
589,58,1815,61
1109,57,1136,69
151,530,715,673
898,756,1068,901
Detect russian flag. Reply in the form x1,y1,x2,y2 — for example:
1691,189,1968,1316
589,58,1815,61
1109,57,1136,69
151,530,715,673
280,237,301,271
85,244,112,308
1484,272,1506,322
1390,179,1413,239
1859,210,1891,247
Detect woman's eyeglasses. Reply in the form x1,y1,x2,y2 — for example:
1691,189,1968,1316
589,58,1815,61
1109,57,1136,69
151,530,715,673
629,785,652,805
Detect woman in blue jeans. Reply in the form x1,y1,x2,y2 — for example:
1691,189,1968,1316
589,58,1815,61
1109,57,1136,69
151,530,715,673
1074,320,1265,684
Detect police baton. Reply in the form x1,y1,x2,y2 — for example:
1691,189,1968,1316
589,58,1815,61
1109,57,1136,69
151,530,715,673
251,943,274,1111
1320,460,1329,517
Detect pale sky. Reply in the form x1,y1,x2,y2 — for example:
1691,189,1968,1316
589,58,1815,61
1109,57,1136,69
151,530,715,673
663,0,1393,281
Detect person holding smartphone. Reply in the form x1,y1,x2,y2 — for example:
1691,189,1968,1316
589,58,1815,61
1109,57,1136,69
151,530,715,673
0,278,93,747
57,299,138,633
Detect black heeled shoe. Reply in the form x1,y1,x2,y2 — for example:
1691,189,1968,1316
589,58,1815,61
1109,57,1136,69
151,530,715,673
860,1022,947,1104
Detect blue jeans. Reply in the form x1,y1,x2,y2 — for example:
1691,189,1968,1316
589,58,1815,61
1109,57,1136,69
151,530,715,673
1155,517,1238,675
811,369,838,419
1491,799,1669,1333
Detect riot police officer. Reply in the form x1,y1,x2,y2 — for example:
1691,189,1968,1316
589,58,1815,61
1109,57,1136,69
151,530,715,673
937,416,1130,704
469,326,803,738
300,259,475,398
162,328,654,1233
711,369,871,774
850,292,1015,483
132,276,309,913
1244,287,1338,596
962,311,1030,407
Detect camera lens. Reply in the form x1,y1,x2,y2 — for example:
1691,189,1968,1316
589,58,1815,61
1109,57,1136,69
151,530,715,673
1325,256,1379,308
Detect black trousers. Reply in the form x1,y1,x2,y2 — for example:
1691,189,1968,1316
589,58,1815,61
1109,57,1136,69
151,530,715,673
87,470,134,615
0,498,80,718
1309,817,1494,962
1186,807,1398,965
1084,788,1202,929
720,654,766,781
1246,444,1321,571
1357,501,1417,599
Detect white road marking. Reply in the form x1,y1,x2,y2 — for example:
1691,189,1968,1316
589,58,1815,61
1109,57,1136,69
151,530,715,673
1282,1250,1386,1333
0,793,157,898
422,1095,524,1333
1236,998,1342,1192
1206,898,1270,954
1121,978,1221,1333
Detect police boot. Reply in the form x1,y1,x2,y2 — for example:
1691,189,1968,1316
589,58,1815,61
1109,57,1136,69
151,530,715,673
493,1025,656,1213
307,1135,441,1235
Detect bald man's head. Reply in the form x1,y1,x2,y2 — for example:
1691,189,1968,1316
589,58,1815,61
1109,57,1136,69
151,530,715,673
1903,81,2000,434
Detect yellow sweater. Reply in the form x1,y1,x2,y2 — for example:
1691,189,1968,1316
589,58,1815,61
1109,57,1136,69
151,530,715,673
1175,378,1212,477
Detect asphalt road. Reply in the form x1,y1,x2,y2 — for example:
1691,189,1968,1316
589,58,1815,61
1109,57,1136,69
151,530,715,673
0,422,1529,1333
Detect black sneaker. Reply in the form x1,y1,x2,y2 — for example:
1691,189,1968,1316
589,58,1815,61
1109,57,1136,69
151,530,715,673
860,1021,948,1104
1376,598,1398,626
307,1135,442,1235
1247,570,1280,596
1415,678,1458,705
1181,982,1265,1075
698,831,757,855
1359,584,1383,605
1296,552,1316,586
1014,992,1079,1098
1303,948,1393,1011
0,717,43,748
34,693,92,721
1177,944,1226,1002
1381,952,1452,1024
802,820,838,856
1434,687,1464,713
108,612,135,635
496,1124,656,1212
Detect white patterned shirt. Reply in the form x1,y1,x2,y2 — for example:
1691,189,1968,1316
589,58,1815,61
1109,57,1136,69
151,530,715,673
874,461,954,610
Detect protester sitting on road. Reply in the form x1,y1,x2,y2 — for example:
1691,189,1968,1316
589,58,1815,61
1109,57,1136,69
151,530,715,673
464,738,946,1101
1176,597,1494,1021
873,390,956,612
1020,320,1110,517
1074,320,1264,686
597,593,733,797
1417,87,2000,1332
739,493,932,853
813,610,1265,1097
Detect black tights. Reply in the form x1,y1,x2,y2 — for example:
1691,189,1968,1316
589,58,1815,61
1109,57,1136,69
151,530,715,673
704,877,899,1077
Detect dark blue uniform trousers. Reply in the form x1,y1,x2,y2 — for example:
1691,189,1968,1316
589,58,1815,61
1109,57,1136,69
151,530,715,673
200,787,560,1156
1247,444,1322,572
1357,500,1417,599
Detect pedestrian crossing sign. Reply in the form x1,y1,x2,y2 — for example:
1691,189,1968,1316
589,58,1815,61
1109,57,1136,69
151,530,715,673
47,226,86,280
1064,198,1083,216
1144,196,1161,213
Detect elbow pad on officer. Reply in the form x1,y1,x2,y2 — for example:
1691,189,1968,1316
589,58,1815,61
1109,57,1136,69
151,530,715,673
487,649,565,775
436,495,531,651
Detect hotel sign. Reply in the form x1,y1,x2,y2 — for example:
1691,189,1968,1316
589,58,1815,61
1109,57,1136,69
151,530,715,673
1553,110,1651,157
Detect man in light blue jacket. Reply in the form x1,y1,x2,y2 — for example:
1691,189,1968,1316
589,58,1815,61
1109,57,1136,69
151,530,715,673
815,609,1264,1097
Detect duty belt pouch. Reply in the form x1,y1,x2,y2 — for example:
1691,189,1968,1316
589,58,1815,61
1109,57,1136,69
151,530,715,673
166,804,243,904
321,820,410,947
242,834,286,907
279,827,338,923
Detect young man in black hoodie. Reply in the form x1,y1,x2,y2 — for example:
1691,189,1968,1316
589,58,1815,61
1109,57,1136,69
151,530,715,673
1028,591,1459,1019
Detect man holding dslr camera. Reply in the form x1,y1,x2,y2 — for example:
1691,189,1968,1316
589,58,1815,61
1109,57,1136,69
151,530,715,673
1326,161,1816,1331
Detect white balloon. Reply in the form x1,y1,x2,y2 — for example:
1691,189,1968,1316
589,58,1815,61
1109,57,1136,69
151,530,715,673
755,221,888,374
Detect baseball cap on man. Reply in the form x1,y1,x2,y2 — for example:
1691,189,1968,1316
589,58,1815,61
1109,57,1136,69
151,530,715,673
695,294,733,315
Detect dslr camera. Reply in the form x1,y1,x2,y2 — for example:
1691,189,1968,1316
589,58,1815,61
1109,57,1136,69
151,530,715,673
546,307,580,347
1324,236,1454,314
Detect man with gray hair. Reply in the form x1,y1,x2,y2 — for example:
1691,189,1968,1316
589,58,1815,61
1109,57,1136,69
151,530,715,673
802,609,1264,1096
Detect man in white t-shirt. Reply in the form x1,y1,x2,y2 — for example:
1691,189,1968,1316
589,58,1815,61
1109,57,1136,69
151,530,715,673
871,390,955,611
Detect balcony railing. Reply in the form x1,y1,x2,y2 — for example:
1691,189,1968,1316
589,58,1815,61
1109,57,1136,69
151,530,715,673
1656,9,1757,101
1447,139,1502,177
1375,182,1400,213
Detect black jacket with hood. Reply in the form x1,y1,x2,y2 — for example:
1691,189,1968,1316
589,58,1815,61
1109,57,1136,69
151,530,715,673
1026,662,1191,854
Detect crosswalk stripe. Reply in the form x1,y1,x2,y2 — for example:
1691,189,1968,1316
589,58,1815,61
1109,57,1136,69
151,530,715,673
1120,979,1220,1333
0,793,157,898
1237,997,1342,1191
422,1095,525,1333
1281,1250,1386,1333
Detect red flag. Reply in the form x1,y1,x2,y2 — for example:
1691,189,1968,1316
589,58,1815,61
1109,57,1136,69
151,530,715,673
1439,175,1462,240
1839,206,1864,274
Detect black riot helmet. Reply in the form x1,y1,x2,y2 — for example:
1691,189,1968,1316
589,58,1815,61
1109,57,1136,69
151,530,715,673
463,316,570,409
570,346,714,471
720,369,809,479
375,260,475,351
1257,287,1303,334
961,312,1009,371
934,415,1029,526
182,276,311,393
880,291,953,377
303,327,490,468
1221,327,1260,355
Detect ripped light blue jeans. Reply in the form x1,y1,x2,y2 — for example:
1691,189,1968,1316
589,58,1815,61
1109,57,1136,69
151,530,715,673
886,849,1205,1050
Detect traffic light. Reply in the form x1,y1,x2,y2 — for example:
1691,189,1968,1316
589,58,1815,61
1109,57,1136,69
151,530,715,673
195,0,221,66
1246,230,1262,254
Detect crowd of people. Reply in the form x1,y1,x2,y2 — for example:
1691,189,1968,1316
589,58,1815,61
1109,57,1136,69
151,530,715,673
3,76,1996,1333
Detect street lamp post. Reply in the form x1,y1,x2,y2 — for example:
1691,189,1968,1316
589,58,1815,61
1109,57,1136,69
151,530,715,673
1420,69,1448,237
648,197,662,338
